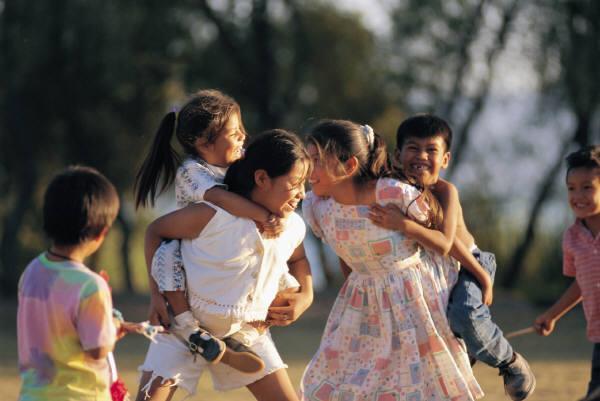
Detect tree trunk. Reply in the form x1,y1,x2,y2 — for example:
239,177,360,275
117,212,135,293
502,131,580,288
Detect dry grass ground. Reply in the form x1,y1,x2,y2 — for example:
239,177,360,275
3,289,593,401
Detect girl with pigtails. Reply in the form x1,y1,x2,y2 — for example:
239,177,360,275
300,119,483,400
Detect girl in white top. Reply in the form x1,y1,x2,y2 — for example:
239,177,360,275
135,130,313,401
134,89,297,327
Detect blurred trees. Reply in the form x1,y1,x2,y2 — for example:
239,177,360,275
1,0,598,298
386,0,599,291
0,0,390,297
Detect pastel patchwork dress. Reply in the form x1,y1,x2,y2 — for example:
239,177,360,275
300,178,483,401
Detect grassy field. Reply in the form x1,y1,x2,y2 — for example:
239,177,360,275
3,289,593,401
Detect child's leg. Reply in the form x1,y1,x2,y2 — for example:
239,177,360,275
587,343,600,397
246,369,299,401
448,250,535,401
447,250,513,367
135,371,178,401
151,240,186,293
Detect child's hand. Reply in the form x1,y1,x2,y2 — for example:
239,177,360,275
260,214,284,239
267,289,312,327
148,289,171,329
369,203,408,231
534,313,556,336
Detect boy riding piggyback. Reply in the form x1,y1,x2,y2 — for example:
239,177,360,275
394,115,536,401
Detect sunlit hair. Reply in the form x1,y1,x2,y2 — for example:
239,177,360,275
307,119,390,186
566,145,600,176
225,129,311,198
44,166,119,246
134,89,247,208
396,114,453,152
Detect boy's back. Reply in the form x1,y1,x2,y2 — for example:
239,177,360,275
17,165,120,401
18,253,115,401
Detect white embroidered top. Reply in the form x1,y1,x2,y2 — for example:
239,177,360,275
175,157,227,207
182,204,306,322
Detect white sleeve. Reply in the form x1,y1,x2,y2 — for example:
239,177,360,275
175,161,223,206
301,192,325,239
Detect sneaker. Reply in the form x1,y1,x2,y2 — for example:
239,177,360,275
220,337,266,374
188,329,226,364
499,352,536,401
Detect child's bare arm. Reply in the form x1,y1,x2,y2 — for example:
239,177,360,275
431,179,459,249
534,280,582,336
84,345,113,360
369,204,453,255
204,187,283,238
268,244,313,326
449,238,493,305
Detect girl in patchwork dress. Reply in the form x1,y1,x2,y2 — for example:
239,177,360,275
300,120,483,401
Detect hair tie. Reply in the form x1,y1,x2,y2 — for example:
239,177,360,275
361,124,375,151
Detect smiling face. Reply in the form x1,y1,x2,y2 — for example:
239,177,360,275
307,143,343,197
254,159,308,218
198,112,246,167
397,135,450,186
566,167,600,220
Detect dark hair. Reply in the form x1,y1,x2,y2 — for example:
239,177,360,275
396,114,453,152
43,166,119,246
307,119,390,185
566,145,600,175
224,129,310,198
134,89,245,208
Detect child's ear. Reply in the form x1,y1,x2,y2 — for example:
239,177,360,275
441,151,451,169
343,156,360,177
254,169,271,189
194,137,212,156
93,226,111,243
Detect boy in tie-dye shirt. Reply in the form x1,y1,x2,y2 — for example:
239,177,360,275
17,166,120,401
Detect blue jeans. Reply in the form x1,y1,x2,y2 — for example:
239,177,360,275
447,249,513,367
588,343,600,396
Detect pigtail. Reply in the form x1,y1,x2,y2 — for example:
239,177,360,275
366,133,391,179
134,112,181,208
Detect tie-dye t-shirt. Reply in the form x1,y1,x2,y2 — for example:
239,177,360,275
17,253,116,401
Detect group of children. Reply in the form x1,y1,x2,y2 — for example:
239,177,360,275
16,88,600,401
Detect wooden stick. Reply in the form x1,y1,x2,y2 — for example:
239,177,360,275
505,326,536,339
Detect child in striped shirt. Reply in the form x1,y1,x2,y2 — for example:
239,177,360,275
535,145,600,400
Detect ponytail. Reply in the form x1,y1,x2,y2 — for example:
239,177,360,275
134,112,181,208
365,133,390,180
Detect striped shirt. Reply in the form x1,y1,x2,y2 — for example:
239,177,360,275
563,220,600,342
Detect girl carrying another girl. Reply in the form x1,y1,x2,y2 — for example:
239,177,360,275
300,120,483,400
135,90,301,362
135,129,313,401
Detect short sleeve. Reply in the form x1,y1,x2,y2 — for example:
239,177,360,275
287,212,307,249
302,192,325,239
77,275,116,351
175,160,223,206
376,178,430,224
562,229,576,277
